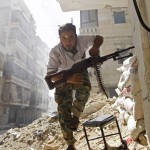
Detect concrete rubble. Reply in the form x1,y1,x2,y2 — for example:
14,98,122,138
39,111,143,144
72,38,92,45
0,93,148,150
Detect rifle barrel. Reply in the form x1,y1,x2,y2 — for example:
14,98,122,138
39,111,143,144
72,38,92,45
98,46,134,63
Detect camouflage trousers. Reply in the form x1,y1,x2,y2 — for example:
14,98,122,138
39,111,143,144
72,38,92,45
55,71,91,145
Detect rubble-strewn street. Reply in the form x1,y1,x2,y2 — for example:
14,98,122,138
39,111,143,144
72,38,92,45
0,93,148,150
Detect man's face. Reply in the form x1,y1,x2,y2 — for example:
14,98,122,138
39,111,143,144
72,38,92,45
60,31,76,51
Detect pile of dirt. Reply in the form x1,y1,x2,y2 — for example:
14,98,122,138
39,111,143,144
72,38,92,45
0,93,148,150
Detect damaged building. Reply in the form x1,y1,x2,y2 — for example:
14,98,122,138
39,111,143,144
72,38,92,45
0,0,50,125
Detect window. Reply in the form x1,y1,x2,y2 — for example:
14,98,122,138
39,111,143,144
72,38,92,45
113,11,126,24
17,85,22,99
80,10,98,27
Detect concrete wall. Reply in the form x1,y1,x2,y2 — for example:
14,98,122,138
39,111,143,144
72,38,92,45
128,0,150,146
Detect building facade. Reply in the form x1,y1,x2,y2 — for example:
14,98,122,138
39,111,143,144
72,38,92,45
128,0,150,146
79,7,133,97
0,0,49,125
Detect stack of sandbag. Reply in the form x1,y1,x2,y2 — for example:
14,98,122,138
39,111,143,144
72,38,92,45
112,55,147,146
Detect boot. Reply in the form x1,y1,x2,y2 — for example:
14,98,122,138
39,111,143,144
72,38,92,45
66,145,76,150
67,116,80,131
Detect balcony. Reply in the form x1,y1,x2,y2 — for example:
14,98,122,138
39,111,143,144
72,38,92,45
4,74,32,89
80,27,100,35
11,10,32,35
9,27,32,52
9,37,33,58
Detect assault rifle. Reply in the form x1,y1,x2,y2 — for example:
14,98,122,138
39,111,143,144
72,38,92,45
45,46,134,92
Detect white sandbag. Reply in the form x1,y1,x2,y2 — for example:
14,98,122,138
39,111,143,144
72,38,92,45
122,87,132,98
127,115,136,133
111,96,125,109
117,65,126,73
117,68,131,90
117,107,126,126
127,117,145,140
123,98,135,114
115,88,122,96
123,55,137,69
117,55,138,90
117,55,137,73
116,96,126,105
113,96,134,114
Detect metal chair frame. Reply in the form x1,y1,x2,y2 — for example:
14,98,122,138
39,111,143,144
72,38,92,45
83,115,124,150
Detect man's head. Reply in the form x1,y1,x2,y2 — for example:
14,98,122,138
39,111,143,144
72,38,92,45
59,23,77,51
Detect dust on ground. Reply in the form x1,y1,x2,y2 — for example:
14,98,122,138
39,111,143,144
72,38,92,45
0,93,148,150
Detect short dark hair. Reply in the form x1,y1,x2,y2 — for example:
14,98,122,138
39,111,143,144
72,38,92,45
58,23,76,35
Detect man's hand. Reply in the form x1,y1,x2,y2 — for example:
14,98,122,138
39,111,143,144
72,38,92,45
67,73,83,84
89,46,100,56
47,71,63,82
89,35,103,57
51,74,63,82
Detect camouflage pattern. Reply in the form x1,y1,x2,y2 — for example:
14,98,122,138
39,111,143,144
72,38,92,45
55,70,91,145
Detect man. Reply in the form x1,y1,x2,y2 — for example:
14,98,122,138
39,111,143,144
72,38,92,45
46,23,103,150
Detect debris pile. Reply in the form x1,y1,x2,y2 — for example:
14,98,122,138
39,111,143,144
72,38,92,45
0,93,148,150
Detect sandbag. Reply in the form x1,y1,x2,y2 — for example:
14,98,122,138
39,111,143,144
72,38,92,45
123,55,137,69
122,98,135,115
127,116,145,141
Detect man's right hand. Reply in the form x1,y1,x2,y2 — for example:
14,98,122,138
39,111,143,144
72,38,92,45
50,74,63,82
67,73,83,84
